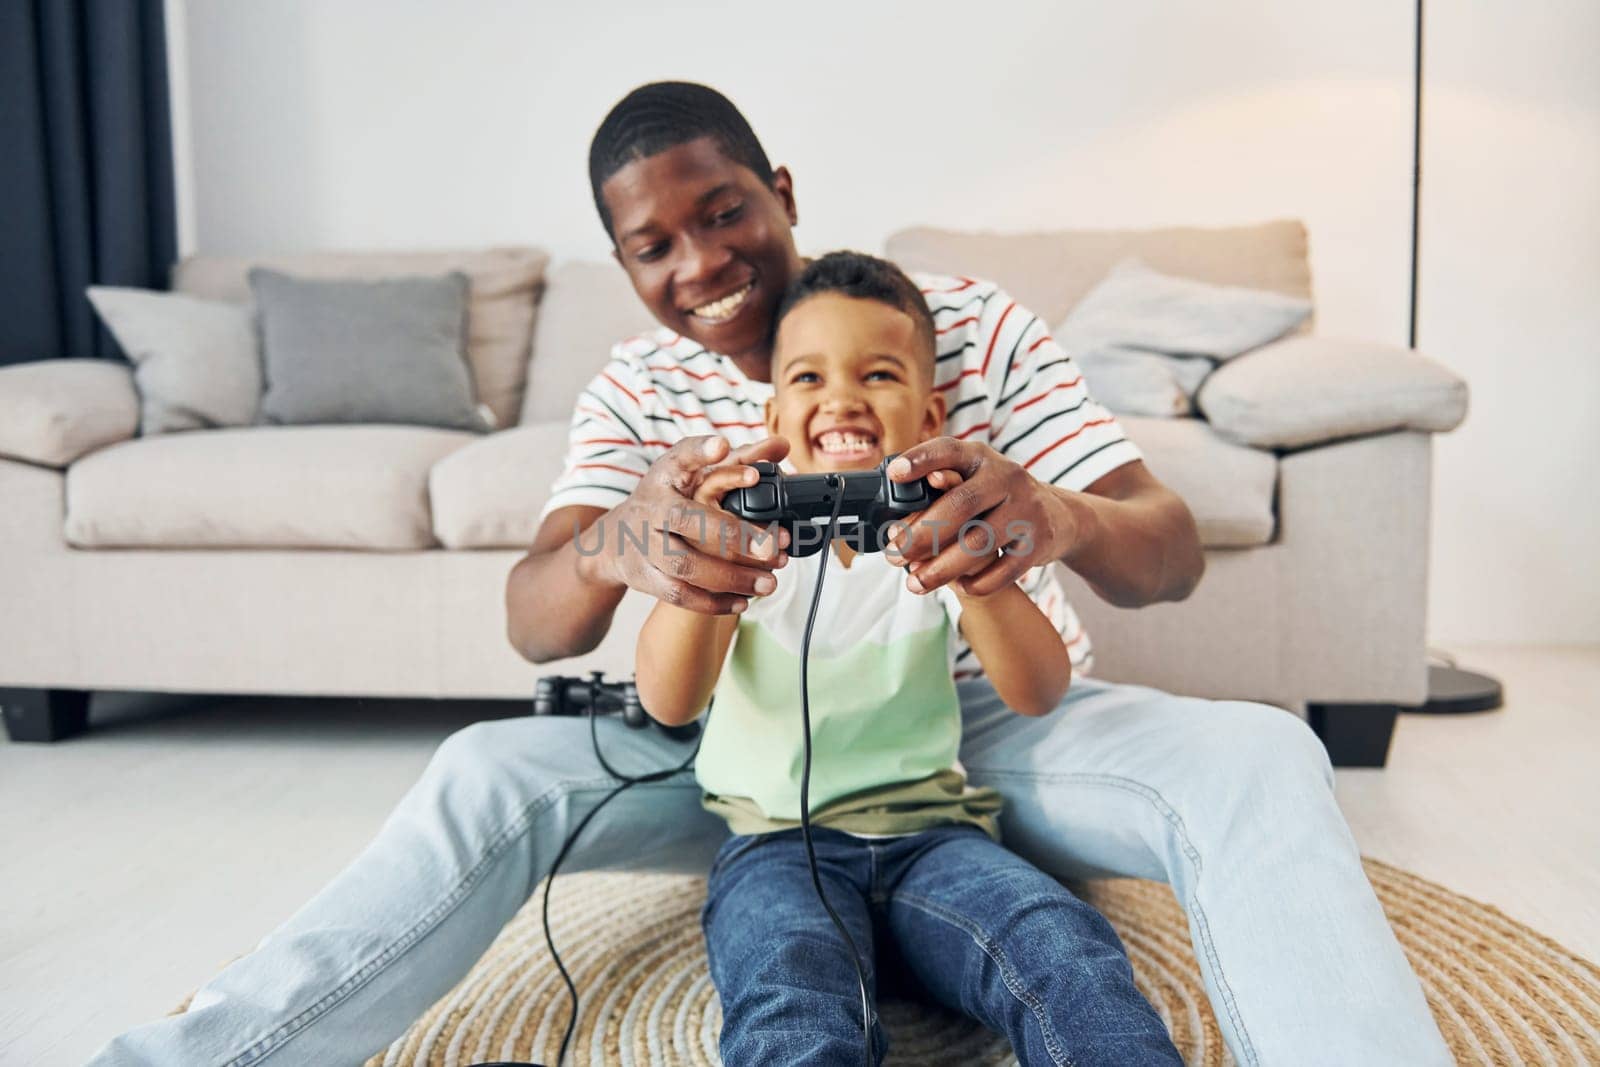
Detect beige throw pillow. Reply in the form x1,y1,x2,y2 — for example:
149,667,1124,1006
1198,336,1469,448
87,287,260,433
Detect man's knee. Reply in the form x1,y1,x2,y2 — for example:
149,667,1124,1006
1196,699,1335,797
426,719,518,784
413,718,592,824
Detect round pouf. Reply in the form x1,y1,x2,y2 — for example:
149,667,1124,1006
368,859,1600,1066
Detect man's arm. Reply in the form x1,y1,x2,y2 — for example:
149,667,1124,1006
506,505,622,664
1054,459,1205,608
888,284,1201,609
891,447,1204,609
506,435,793,665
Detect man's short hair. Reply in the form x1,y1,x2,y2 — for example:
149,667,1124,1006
589,81,775,239
775,252,937,375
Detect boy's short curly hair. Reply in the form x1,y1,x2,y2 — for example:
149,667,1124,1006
775,252,935,374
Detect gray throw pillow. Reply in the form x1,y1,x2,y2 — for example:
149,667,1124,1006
86,286,260,434
1071,345,1213,417
1060,258,1312,360
1056,258,1314,418
250,269,486,431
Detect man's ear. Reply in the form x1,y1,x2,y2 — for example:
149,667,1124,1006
771,165,799,227
764,396,780,437
923,389,947,439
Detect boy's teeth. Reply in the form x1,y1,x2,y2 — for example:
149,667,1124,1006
690,283,753,322
818,431,877,454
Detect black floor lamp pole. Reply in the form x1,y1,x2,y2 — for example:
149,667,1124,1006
1314,1,1498,765
1405,0,1504,719
1409,0,1423,350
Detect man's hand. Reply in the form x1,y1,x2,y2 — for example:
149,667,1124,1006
886,438,1086,597
580,435,791,615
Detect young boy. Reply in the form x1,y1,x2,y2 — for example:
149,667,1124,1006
635,252,1182,1066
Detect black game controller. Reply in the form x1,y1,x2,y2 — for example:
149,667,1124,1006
533,671,700,741
720,456,936,558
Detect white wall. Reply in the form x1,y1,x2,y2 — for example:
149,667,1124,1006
1420,3,1600,646
175,0,1599,645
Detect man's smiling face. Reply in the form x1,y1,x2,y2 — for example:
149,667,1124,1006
601,136,805,373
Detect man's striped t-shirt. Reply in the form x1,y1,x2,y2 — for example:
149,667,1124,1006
541,273,1143,677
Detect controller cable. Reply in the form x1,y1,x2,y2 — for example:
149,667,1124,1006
799,477,876,1067
498,480,870,1067
534,689,706,1066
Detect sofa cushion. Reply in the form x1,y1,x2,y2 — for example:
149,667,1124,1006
0,360,139,468
430,422,574,548
65,426,474,550
171,247,548,429
1119,417,1277,547
520,261,658,426
885,220,1313,330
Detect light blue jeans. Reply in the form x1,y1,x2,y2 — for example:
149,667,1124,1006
88,677,1450,1066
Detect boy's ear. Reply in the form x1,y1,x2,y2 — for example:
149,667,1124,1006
764,396,780,437
923,389,947,439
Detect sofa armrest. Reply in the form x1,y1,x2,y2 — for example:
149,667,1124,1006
0,359,139,467
1277,431,1433,705
1196,336,1468,449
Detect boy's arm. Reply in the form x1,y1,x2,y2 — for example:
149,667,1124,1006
633,457,782,725
952,582,1072,717
635,603,740,727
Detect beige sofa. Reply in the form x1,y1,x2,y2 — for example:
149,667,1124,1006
0,221,1467,759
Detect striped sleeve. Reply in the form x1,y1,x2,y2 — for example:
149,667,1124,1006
980,292,1142,492
539,352,667,520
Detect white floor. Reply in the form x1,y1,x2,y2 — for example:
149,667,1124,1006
1,645,1595,1066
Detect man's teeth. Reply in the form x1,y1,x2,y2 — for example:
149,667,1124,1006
690,283,753,322
817,431,878,455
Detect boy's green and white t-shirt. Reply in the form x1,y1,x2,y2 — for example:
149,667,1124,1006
695,546,1002,839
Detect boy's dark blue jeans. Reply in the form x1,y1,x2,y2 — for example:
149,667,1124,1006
702,823,1183,1066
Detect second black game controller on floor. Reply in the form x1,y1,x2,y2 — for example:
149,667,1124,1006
719,456,937,557
533,672,700,741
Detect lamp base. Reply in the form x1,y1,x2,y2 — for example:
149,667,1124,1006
1403,664,1504,715
1308,664,1504,767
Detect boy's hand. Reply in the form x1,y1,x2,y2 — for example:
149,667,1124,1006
690,445,774,509
686,437,791,591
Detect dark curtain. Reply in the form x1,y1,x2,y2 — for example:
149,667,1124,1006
0,0,177,366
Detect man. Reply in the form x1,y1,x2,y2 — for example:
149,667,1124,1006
91,82,1448,1066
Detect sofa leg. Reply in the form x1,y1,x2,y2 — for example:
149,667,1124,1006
1,689,92,742
1306,702,1398,768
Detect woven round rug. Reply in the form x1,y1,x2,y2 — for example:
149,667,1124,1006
365,858,1598,1066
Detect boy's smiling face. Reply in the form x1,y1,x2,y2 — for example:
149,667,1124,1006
766,293,945,473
